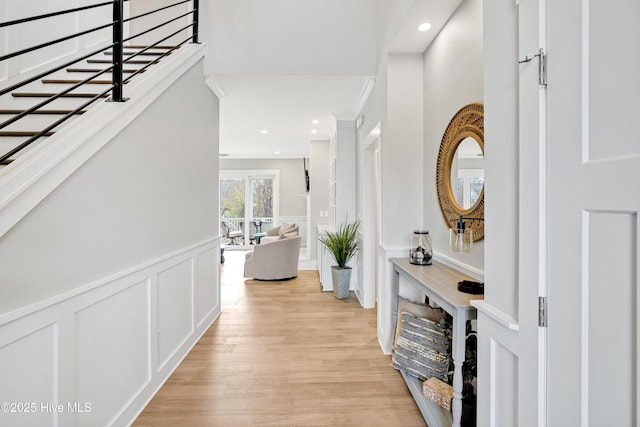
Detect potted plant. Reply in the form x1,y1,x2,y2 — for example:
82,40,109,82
319,219,360,299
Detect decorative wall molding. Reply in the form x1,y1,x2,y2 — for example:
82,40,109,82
280,215,308,247
472,300,519,331
0,237,221,427
352,76,376,118
475,304,519,426
377,245,407,355
0,236,218,325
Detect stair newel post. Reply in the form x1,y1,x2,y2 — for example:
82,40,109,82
192,0,199,44
110,0,126,102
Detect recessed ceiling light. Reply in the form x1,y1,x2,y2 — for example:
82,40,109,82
311,129,318,134
312,119,319,124
260,129,269,134
274,150,280,154
418,22,432,32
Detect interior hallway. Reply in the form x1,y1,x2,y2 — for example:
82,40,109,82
133,250,425,426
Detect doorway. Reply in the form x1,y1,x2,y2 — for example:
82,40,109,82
359,124,382,309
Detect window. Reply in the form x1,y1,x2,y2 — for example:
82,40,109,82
220,170,279,245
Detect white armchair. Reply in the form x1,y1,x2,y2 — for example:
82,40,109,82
243,236,302,280
261,223,299,244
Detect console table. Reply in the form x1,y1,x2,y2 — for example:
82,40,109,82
391,258,483,427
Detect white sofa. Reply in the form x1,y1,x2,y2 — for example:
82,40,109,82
243,235,302,280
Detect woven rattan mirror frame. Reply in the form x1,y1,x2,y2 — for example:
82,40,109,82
436,103,484,242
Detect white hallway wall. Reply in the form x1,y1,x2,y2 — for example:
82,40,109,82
422,0,484,273
0,61,219,313
358,0,484,353
0,58,220,426
357,0,425,352
309,140,330,260
474,0,521,423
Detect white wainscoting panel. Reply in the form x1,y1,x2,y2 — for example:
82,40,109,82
490,340,518,426
0,324,58,427
475,303,519,427
195,248,219,328
377,246,407,354
74,280,151,427
279,215,308,248
354,234,364,304
586,212,636,425
157,260,194,371
0,237,221,427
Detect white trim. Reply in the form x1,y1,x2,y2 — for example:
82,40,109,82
204,74,227,98
352,76,376,118
0,236,221,426
472,300,519,331
358,123,382,310
219,154,309,160
433,250,485,281
379,244,406,254
0,236,220,325
0,44,207,239
377,245,407,355
580,2,589,424
537,2,548,426
220,169,280,179
126,305,217,426
580,209,590,427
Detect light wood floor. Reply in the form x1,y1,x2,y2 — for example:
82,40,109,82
133,251,426,426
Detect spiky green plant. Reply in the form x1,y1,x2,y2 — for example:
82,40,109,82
320,219,360,268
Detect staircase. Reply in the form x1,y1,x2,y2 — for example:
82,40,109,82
0,45,175,167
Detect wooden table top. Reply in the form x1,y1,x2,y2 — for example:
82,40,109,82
391,258,484,309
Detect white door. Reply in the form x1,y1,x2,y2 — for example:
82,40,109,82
546,0,640,425
517,0,547,425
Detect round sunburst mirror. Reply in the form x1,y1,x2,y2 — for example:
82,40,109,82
436,103,484,241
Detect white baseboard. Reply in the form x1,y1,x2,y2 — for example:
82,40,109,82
298,259,318,270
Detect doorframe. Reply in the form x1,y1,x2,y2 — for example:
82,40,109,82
517,0,548,424
359,124,382,309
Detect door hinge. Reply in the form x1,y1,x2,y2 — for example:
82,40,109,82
519,48,547,87
538,296,548,327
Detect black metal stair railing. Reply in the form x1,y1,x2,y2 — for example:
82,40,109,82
0,0,200,165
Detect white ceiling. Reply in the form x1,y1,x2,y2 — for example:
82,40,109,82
211,74,372,159
390,0,463,54
203,0,462,159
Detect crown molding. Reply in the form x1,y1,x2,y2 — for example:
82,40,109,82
352,76,376,117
